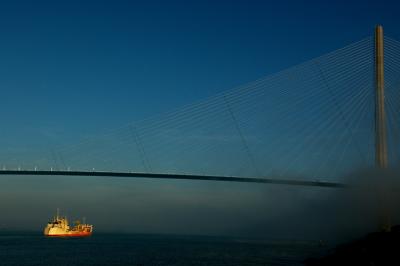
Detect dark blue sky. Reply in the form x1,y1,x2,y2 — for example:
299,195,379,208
0,0,399,143
0,0,400,234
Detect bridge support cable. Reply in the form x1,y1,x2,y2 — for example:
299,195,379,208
129,125,151,173
223,95,260,176
314,61,369,166
382,36,400,165
46,36,376,179
6,32,400,184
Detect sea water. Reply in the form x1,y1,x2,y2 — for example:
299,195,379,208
0,232,330,265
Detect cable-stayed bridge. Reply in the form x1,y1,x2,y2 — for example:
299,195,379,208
1,26,399,188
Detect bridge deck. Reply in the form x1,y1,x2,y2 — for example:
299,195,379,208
0,170,345,188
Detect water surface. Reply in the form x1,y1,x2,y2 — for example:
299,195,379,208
0,232,329,265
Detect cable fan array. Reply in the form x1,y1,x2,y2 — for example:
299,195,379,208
3,35,400,183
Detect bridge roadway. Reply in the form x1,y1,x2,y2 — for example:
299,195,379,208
0,170,345,188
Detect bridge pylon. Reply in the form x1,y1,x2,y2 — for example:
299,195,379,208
375,25,391,232
375,25,387,169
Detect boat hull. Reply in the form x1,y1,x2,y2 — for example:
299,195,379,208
46,232,92,237
44,225,92,237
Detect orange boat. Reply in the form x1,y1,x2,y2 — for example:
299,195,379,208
44,209,93,237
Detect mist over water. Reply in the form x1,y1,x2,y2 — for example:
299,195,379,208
271,168,400,242
1,168,398,244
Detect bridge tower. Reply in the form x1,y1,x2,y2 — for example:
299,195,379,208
375,25,391,232
375,25,388,168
